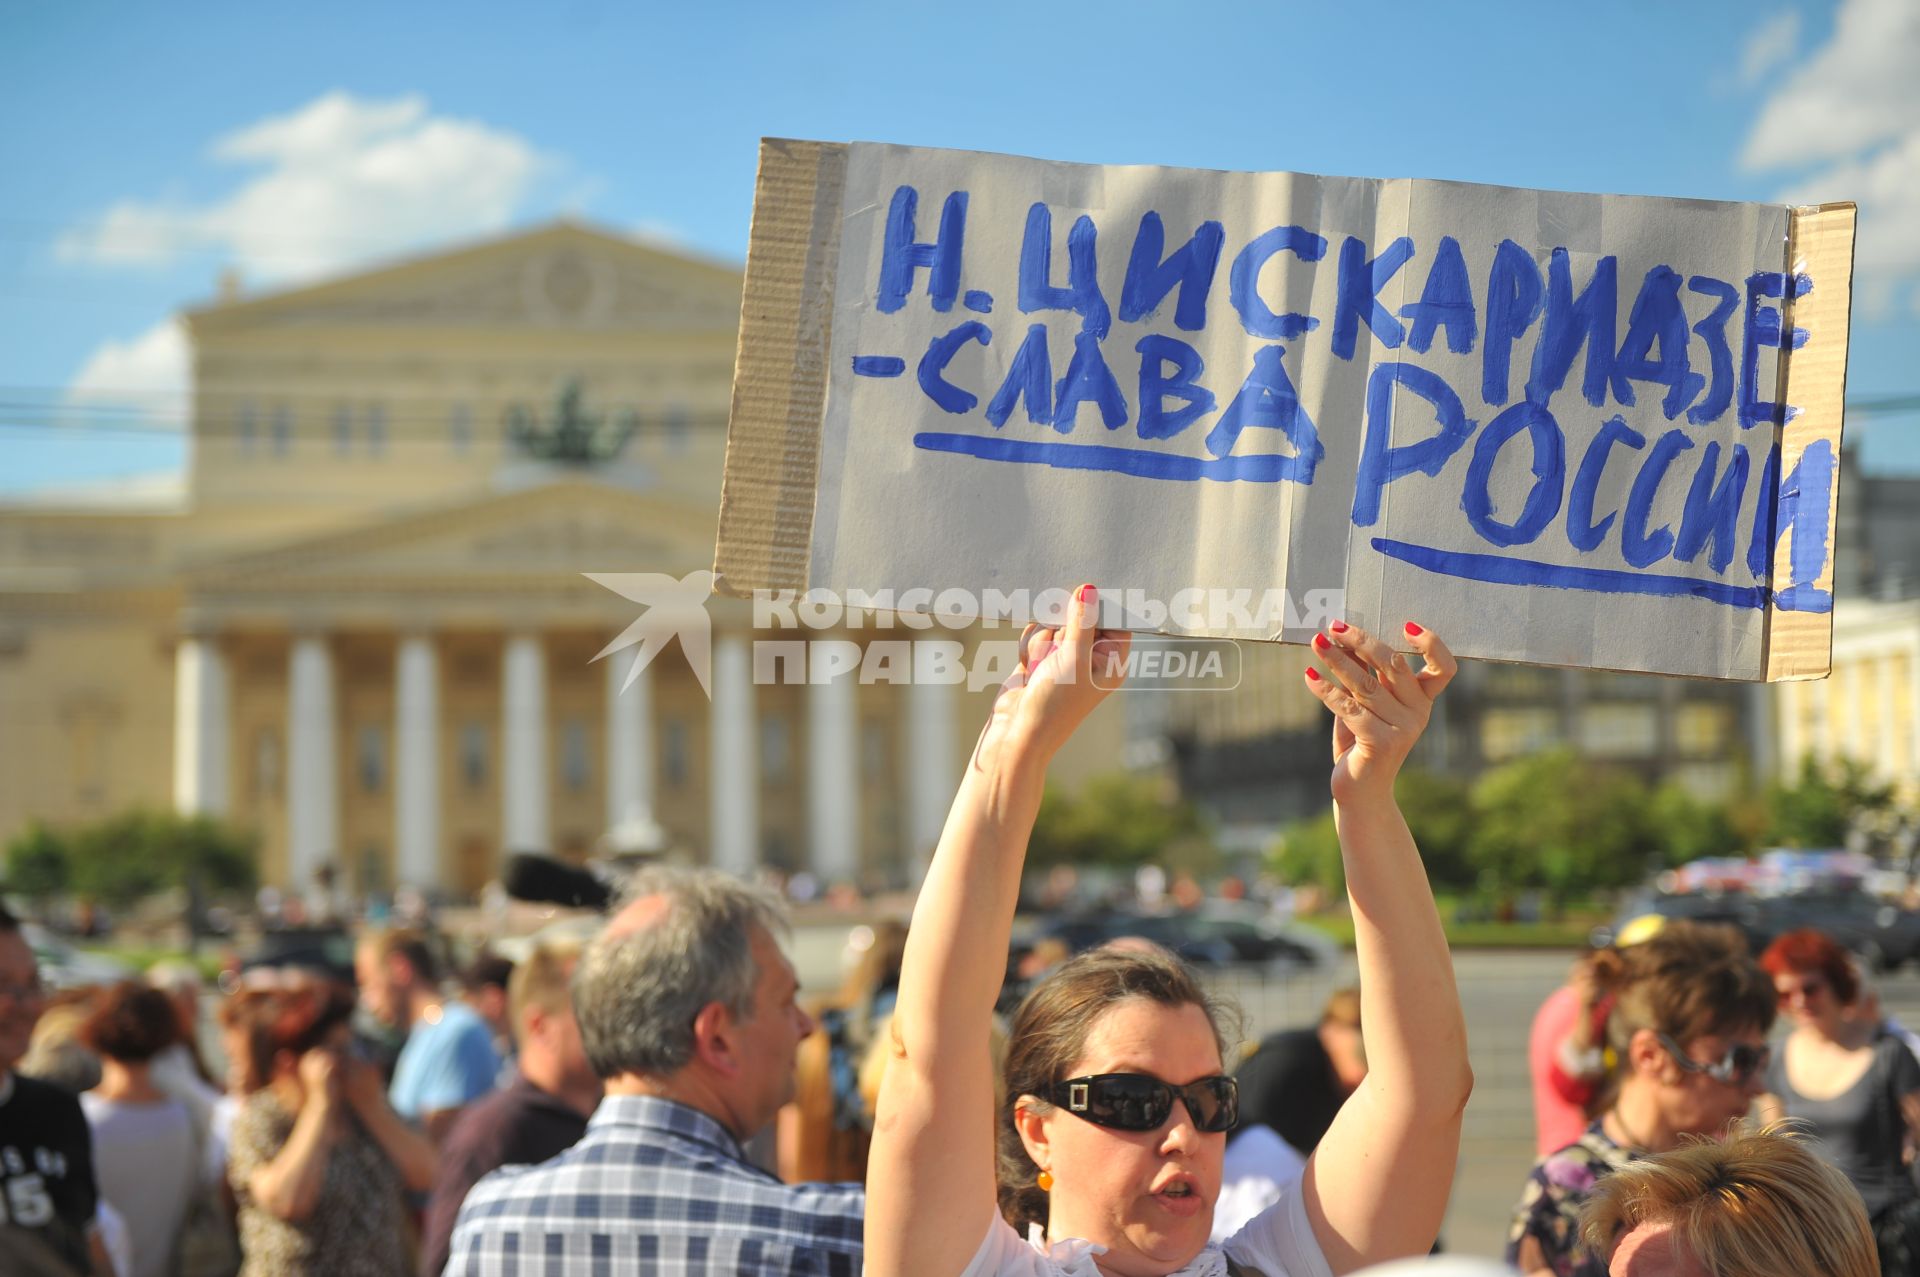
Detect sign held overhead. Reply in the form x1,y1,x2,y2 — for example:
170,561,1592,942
716,139,1855,681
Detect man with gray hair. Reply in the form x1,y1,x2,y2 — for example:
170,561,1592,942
445,866,865,1274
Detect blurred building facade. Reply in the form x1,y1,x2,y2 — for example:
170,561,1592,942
0,223,1125,898
1770,453,1920,803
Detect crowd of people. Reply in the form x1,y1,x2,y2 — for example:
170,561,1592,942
0,590,1907,1275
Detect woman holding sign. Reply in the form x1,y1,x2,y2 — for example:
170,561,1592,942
865,586,1470,1277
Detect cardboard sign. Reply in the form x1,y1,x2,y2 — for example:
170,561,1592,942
715,139,1855,681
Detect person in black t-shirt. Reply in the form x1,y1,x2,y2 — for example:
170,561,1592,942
0,906,103,1276
1233,986,1366,1159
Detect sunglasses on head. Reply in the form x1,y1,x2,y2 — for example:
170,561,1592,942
1654,1032,1770,1086
1045,1073,1239,1133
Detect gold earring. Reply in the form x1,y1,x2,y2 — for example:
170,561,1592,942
1037,1170,1054,1192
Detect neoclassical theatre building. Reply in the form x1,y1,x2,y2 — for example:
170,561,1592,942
0,223,1125,898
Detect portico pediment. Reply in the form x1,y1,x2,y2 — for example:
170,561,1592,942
186,221,743,335
186,479,713,589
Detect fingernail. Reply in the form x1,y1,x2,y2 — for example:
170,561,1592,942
1076,583,1095,604
1312,633,1331,651
1305,667,1321,683
1404,622,1424,637
1329,620,1349,634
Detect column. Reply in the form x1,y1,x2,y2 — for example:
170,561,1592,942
394,634,440,891
173,633,230,817
605,649,656,834
709,633,758,875
287,634,338,894
502,632,549,853
905,673,956,880
806,644,859,883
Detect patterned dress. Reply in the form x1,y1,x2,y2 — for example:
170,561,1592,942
1505,1120,1636,1277
227,1089,410,1277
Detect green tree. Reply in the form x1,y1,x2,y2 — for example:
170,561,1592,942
1645,782,1746,868
1764,756,1895,848
1271,810,1343,896
1466,750,1655,904
4,822,73,910
1027,774,1211,871
67,811,257,909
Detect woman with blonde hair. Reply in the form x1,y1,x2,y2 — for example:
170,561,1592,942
1578,1125,1876,1277
867,589,1472,1276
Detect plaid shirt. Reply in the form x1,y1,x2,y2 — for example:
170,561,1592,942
444,1095,865,1276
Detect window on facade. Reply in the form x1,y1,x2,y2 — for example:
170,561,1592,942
760,715,791,783
332,404,353,456
358,845,388,896
252,727,281,800
1675,704,1732,756
366,403,388,456
357,724,387,793
562,719,591,792
270,404,292,457
1481,708,1560,762
460,723,489,790
1579,703,1659,759
450,403,473,455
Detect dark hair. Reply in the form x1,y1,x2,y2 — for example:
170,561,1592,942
79,982,179,1064
464,951,514,993
234,982,357,1086
0,903,19,934
365,929,439,985
1759,929,1860,1006
995,947,1236,1234
1593,921,1776,1060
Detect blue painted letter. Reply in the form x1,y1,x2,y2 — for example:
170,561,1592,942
1019,203,1111,339
1686,276,1739,426
1205,345,1323,481
1483,240,1544,406
1136,334,1216,440
986,324,1054,429
1674,441,1750,574
1351,363,1477,528
1620,428,1694,568
1121,212,1225,332
1053,331,1129,431
1229,225,1326,341
1616,265,1703,421
1526,249,1626,409
1399,235,1477,355
1739,271,1811,429
1462,402,1565,548
1331,235,1413,360
877,186,967,314
1567,416,1645,553
917,321,991,414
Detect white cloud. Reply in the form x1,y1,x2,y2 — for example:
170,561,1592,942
68,318,189,408
56,91,550,284
1740,0,1920,315
1741,10,1802,86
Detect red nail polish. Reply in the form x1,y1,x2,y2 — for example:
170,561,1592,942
1330,620,1349,633
1312,633,1330,651
1404,622,1424,637
1076,583,1094,603
1305,667,1321,682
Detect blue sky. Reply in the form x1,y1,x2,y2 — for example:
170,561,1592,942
3,0,1918,492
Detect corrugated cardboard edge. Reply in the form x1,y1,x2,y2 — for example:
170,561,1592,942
1764,201,1856,681
712,138,848,599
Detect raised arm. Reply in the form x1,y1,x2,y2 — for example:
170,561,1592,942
1296,622,1472,1274
866,586,1127,1277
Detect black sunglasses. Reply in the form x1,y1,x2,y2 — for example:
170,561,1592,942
1045,1073,1239,1133
1655,1032,1771,1086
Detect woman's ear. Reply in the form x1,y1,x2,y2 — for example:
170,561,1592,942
1013,1097,1053,1171
1625,1027,1666,1081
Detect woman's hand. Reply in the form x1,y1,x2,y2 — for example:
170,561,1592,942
976,584,1131,771
341,1056,386,1118
297,1047,343,1109
1306,621,1455,803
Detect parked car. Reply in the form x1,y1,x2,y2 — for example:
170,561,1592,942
1593,889,1920,972
22,924,133,990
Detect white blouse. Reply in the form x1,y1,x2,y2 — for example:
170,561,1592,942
958,1180,1333,1277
